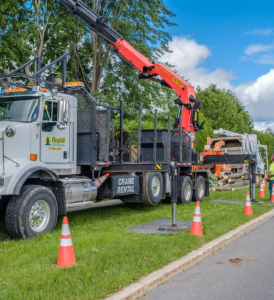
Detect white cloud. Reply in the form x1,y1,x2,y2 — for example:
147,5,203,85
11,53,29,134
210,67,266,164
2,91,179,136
254,122,274,132
256,54,274,65
161,36,274,131
161,37,235,90
245,29,274,36
244,43,274,55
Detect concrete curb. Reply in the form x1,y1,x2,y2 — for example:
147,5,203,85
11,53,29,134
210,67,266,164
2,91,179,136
104,209,274,300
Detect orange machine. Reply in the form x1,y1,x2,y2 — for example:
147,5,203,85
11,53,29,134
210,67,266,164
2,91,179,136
193,138,231,178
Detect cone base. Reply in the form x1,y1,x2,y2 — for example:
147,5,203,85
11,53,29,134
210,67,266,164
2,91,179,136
258,192,265,198
57,245,76,268
190,221,203,236
271,198,274,203
244,208,253,215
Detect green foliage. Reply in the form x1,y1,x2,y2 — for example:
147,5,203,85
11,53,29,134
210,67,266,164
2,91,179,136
256,128,274,167
207,169,218,187
0,1,31,71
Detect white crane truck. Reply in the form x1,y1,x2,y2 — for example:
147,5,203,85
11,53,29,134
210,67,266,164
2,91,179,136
0,0,254,239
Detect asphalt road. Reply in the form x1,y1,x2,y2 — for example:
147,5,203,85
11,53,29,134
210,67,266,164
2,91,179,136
146,217,274,300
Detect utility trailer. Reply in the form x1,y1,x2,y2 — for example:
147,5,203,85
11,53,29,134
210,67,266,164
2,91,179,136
211,128,268,176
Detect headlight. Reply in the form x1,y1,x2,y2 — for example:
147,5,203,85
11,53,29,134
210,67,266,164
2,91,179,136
5,125,16,138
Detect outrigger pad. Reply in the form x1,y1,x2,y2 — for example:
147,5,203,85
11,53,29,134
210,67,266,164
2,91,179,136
126,218,192,235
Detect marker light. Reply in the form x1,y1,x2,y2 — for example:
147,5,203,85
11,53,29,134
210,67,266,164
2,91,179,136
30,154,38,161
65,81,85,87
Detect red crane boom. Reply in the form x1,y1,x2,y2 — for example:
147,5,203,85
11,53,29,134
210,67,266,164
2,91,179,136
59,0,204,134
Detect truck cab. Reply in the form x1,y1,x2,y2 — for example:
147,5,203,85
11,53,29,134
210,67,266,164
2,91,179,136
0,88,78,196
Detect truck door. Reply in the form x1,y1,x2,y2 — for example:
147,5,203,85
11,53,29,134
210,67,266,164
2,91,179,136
40,99,70,163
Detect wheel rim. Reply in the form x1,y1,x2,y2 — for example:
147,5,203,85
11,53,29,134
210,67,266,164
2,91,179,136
29,200,50,232
185,183,192,201
151,176,160,197
198,181,204,198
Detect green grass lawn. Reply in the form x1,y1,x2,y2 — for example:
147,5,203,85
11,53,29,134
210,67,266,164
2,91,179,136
0,185,273,300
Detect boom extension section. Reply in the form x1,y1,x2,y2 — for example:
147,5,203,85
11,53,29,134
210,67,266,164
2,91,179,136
60,0,204,133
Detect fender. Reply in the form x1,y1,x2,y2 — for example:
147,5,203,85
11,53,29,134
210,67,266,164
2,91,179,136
13,166,59,195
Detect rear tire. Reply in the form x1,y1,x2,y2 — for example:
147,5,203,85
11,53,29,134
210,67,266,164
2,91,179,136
193,176,205,202
143,172,163,206
178,176,193,204
5,185,58,239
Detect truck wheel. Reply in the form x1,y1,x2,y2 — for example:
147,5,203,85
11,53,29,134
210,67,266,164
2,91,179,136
0,196,10,214
5,185,58,239
178,176,193,204
193,176,205,202
143,172,163,206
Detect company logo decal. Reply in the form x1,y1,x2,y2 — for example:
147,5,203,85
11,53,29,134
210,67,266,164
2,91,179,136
45,137,51,145
45,136,66,150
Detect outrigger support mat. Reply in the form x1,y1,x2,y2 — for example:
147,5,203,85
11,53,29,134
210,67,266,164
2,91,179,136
211,199,274,206
126,218,192,235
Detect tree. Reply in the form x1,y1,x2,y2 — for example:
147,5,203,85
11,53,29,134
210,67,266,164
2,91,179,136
0,1,31,88
256,128,274,166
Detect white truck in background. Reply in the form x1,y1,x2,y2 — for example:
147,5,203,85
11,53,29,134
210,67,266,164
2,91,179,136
211,128,268,175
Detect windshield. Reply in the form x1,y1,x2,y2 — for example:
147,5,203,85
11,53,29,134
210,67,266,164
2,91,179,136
0,98,38,122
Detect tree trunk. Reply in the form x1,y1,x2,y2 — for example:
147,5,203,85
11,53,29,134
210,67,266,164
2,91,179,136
230,180,249,187
1,68,11,89
224,171,248,180
24,65,35,86
217,179,227,186
214,186,233,191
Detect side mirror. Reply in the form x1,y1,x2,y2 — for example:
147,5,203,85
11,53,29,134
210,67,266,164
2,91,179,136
57,101,69,130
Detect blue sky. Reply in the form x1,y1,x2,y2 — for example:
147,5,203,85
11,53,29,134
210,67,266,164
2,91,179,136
162,0,274,130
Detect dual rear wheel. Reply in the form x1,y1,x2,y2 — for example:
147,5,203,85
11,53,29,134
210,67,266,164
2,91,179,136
142,172,206,205
178,175,205,203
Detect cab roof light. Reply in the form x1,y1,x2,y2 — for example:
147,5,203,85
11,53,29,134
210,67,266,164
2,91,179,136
65,81,85,87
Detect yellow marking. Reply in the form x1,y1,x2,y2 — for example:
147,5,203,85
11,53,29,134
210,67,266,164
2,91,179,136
156,164,162,169
172,77,184,88
160,67,172,77
244,160,249,164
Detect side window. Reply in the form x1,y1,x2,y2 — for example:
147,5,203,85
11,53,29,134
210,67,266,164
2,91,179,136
42,101,58,132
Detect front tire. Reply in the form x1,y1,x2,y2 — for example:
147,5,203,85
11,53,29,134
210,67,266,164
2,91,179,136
143,172,163,206
193,176,205,202
5,185,58,239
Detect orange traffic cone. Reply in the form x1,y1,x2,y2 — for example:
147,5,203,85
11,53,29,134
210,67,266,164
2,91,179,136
244,191,253,215
256,175,259,184
258,182,265,198
190,202,203,236
271,184,274,202
57,216,76,268
262,179,266,191
94,173,109,189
